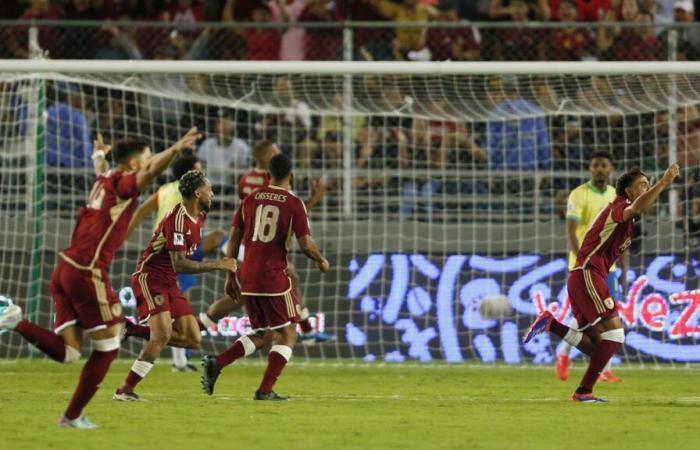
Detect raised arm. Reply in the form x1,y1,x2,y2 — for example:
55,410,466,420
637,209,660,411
135,127,201,192
127,193,158,238
169,250,237,274
92,133,112,176
622,164,680,222
297,235,330,273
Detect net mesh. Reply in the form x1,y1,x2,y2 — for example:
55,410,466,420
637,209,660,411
0,67,698,365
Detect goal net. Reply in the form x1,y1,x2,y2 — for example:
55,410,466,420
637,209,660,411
1,61,698,366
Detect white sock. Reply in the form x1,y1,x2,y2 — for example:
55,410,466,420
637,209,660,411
563,328,582,347
199,312,216,329
131,359,154,378
172,347,188,368
559,318,579,356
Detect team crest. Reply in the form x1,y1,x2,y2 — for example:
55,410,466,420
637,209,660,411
111,303,123,317
603,297,615,310
154,295,165,306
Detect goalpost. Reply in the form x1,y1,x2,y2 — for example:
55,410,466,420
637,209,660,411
0,60,698,366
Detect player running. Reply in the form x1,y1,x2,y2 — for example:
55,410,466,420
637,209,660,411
198,140,334,344
0,128,200,428
556,151,627,383
113,170,236,401
201,153,330,400
122,153,228,372
524,164,680,403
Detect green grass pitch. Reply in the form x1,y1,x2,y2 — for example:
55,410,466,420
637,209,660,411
1,360,698,450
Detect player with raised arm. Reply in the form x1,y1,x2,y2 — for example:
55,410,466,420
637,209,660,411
0,128,200,428
121,153,228,372
201,153,330,400
198,140,334,344
524,164,681,402
113,170,236,401
556,151,627,383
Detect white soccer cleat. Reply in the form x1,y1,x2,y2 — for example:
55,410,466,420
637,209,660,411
58,415,98,429
0,304,22,331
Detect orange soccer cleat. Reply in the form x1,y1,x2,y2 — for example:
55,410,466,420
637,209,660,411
555,354,570,381
598,370,624,383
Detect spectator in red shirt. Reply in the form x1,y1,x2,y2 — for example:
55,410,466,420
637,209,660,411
244,5,282,60
549,0,622,21
493,0,547,60
549,0,594,60
300,0,340,60
9,0,64,59
163,0,205,31
424,1,481,61
599,0,661,60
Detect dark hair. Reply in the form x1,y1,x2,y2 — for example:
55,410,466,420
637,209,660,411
616,168,647,198
589,150,614,165
172,153,200,179
252,140,275,162
178,170,207,198
111,139,148,165
269,153,292,180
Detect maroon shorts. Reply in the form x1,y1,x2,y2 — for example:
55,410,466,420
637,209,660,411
50,260,123,333
132,273,193,323
244,290,301,331
567,269,618,329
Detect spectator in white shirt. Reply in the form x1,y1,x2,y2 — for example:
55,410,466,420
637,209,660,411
198,115,251,186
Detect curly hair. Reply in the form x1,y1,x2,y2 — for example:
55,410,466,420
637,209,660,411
178,170,207,198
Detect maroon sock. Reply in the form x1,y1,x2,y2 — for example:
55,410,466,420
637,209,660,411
299,319,313,334
118,370,143,393
64,349,118,419
549,320,570,339
258,350,289,394
576,340,621,394
217,341,244,369
14,320,66,362
128,323,151,340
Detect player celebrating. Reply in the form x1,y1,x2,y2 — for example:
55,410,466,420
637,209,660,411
556,151,627,383
113,170,236,401
0,128,201,428
524,164,680,402
123,153,228,372
201,153,330,400
199,140,333,344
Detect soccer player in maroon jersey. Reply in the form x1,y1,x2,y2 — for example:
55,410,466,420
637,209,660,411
201,153,330,400
199,140,332,343
113,170,237,401
523,164,681,402
0,128,201,428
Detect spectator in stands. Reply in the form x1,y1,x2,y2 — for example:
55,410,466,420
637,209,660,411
227,2,281,60
335,0,392,60
608,0,662,60
197,114,251,185
490,0,548,60
548,0,622,21
254,77,313,149
549,0,595,60
486,77,550,170
8,0,63,59
423,0,481,61
59,0,104,59
163,0,205,31
491,0,551,20
220,0,264,20
300,0,340,60
46,83,93,167
656,104,700,167
368,0,438,60
269,0,308,60
95,22,143,59
662,0,700,60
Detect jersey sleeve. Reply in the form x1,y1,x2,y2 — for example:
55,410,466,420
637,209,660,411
566,189,583,222
163,214,187,252
115,172,138,199
292,199,311,238
231,203,244,229
610,200,627,223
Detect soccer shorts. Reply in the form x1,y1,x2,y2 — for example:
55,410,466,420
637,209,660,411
244,290,301,332
567,269,618,329
132,273,194,323
50,260,124,333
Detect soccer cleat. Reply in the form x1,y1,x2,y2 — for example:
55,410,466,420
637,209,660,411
172,363,198,373
522,311,554,344
254,390,288,401
0,304,22,331
555,354,570,381
112,390,139,401
58,415,98,429
299,331,337,346
598,370,624,383
201,355,220,395
572,392,608,403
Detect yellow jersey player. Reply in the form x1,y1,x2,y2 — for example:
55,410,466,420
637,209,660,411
557,150,628,383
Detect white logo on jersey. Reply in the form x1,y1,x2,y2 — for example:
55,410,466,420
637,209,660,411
173,233,185,246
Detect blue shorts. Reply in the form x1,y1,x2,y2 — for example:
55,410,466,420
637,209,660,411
177,245,204,294
607,271,623,301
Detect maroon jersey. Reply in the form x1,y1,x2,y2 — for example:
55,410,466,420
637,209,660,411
60,169,139,271
133,203,204,285
232,185,310,295
574,196,635,274
238,168,270,201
